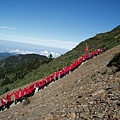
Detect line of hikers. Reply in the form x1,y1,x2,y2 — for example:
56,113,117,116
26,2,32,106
0,47,106,111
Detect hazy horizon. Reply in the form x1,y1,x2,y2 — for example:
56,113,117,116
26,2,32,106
0,0,120,55
0,40,70,58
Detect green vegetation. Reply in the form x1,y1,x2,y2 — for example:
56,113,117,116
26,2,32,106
107,52,120,72
0,52,15,61
0,54,50,94
0,25,120,95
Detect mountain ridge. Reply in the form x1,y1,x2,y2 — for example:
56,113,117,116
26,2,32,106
0,52,16,61
0,53,48,69
0,44,119,120
0,25,120,96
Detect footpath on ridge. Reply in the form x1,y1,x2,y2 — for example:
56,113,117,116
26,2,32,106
0,45,120,120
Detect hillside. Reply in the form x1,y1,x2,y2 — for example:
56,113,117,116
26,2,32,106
0,54,49,94
0,45,120,120
0,53,48,69
0,25,120,95
0,52,16,61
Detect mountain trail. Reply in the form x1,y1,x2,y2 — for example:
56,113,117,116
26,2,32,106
0,45,120,120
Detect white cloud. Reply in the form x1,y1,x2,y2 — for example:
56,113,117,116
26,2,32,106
9,49,60,58
40,50,59,58
0,34,79,50
40,50,49,56
50,51,59,58
0,26,15,29
10,49,36,54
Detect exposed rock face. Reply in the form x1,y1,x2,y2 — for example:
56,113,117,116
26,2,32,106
0,45,120,120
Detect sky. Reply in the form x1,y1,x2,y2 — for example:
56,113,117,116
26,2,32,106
0,0,120,57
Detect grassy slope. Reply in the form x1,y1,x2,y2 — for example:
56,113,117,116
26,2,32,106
0,25,120,95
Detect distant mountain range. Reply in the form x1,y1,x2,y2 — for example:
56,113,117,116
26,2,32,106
0,53,48,69
0,52,16,61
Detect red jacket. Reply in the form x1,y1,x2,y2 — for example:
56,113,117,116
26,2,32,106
40,79,46,87
30,83,35,91
55,71,59,78
51,74,55,81
46,76,51,83
0,98,7,106
35,81,40,88
6,93,12,102
13,91,19,100
59,69,64,77
95,50,99,55
65,66,70,73
28,86,33,94
20,89,24,98
24,87,29,95
79,57,83,64
64,66,70,74
70,62,75,70
100,48,103,53
91,51,95,57
64,67,68,74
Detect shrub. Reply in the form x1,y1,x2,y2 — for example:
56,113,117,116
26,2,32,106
107,52,120,72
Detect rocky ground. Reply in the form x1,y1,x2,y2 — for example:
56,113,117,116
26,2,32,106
0,45,120,120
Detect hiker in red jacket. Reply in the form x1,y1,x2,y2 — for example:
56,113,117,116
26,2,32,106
82,54,87,62
0,98,7,111
64,66,70,75
64,67,67,75
34,81,40,93
74,61,78,69
70,62,75,72
39,79,46,89
19,89,24,102
59,69,64,78
95,49,99,56
79,57,83,65
100,48,103,53
55,71,59,80
39,80,43,89
6,93,13,109
13,90,19,104
24,87,30,98
91,51,95,58
46,75,51,85
88,53,92,59
76,60,79,68
0,98,2,111
27,85,33,96
50,73,55,82
68,65,71,74
29,83,35,96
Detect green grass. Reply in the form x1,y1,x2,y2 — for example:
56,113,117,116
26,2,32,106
0,25,120,95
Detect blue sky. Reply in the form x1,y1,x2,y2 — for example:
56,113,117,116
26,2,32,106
0,0,120,57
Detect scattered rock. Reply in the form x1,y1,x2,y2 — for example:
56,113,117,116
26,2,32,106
0,45,120,120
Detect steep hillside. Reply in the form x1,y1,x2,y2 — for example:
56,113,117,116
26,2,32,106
0,25,120,96
0,45,120,120
0,54,49,94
